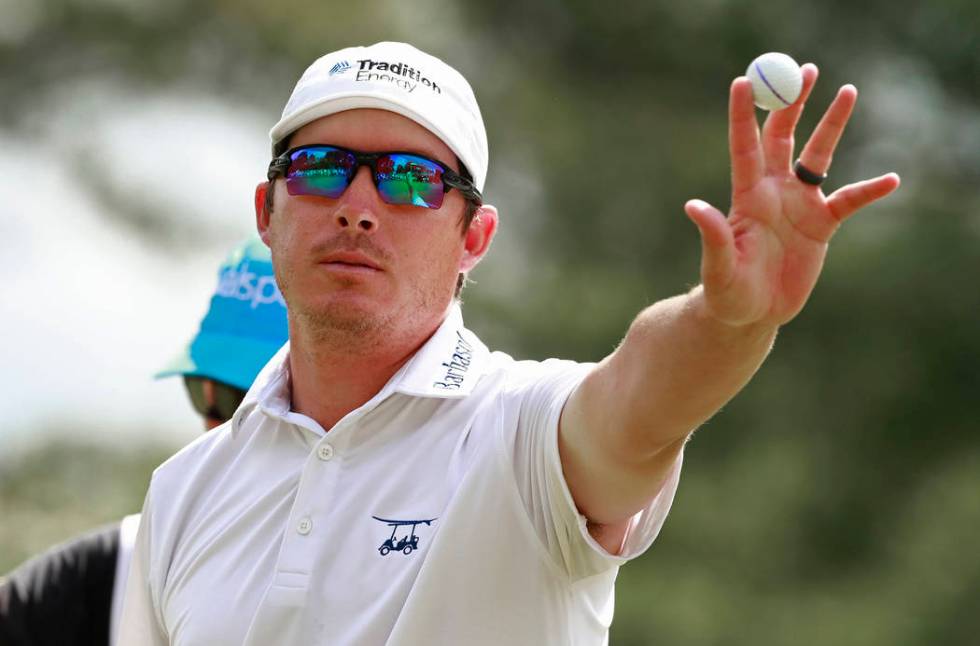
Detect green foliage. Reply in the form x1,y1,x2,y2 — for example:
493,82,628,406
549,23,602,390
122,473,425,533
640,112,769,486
2,0,978,643
0,439,177,575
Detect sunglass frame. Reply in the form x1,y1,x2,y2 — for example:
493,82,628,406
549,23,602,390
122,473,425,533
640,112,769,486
267,144,483,207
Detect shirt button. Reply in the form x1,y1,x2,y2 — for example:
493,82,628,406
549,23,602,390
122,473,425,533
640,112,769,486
317,444,334,461
297,517,313,535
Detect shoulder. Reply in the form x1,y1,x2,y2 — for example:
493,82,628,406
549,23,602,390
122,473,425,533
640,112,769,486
142,403,280,543
484,352,594,399
468,353,594,440
144,415,241,511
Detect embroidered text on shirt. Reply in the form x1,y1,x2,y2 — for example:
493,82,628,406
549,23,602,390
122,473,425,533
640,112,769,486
433,331,473,390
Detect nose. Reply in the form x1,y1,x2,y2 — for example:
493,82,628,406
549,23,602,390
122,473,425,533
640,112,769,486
335,208,379,233
334,167,380,233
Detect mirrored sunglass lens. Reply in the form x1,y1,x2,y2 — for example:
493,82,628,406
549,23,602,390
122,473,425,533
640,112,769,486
375,154,445,208
286,147,354,198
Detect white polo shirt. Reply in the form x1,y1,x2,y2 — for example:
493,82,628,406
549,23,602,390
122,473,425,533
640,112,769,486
121,305,683,645
110,513,142,646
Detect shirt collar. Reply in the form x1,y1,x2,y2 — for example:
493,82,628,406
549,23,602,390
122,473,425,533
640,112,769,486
231,303,489,437
231,341,291,436
388,302,490,399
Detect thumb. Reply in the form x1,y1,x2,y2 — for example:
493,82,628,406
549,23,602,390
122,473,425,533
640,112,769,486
684,199,735,290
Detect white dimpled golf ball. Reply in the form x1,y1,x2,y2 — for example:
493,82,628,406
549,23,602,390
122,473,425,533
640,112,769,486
746,52,803,111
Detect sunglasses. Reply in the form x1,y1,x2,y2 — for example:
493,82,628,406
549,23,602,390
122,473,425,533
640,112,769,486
267,144,482,210
183,376,248,424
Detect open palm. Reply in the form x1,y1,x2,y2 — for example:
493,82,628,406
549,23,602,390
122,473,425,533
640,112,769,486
685,64,900,328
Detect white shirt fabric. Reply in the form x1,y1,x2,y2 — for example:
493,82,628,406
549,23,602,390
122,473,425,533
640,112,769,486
110,513,141,646
120,304,683,646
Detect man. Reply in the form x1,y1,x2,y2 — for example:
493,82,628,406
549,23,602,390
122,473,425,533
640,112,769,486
0,236,288,646
121,42,899,645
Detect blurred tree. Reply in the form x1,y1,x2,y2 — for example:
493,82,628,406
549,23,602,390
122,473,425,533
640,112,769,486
1,0,977,643
0,439,175,574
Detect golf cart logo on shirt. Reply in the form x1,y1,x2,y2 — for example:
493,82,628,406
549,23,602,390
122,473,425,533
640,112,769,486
372,516,437,556
329,60,351,75
433,331,473,390
354,59,442,95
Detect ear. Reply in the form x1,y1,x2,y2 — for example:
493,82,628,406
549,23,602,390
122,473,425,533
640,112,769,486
459,205,499,273
255,182,272,246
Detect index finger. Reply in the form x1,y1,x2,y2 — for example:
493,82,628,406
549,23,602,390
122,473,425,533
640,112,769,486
730,77,763,195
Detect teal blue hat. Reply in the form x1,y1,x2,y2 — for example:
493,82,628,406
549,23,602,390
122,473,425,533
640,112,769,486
156,235,288,390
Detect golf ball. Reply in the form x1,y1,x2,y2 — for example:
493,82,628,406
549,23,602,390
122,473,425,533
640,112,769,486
746,52,803,111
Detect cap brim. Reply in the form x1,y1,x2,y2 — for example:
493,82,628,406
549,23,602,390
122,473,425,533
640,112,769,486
270,92,477,188
154,332,286,391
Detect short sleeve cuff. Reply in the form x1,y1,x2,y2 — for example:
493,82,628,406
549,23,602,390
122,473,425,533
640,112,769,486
544,395,685,570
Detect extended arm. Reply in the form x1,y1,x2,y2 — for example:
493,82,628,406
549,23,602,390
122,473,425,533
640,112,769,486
559,65,900,547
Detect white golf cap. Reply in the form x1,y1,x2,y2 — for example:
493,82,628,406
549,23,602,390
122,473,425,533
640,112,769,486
270,41,489,193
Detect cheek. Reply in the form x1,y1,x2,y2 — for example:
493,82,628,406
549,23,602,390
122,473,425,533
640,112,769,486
269,203,312,256
411,225,466,275
265,212,305,295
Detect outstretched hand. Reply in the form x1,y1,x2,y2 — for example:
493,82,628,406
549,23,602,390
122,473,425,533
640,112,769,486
684,64,900,329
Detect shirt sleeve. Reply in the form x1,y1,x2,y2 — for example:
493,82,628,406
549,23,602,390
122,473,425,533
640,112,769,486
505,359,684,581
118,488,169,646
0,522,120,646
109,513,142,646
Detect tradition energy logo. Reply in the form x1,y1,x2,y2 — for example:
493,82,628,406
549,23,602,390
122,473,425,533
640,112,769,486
353,58,442,94
329,60,352,75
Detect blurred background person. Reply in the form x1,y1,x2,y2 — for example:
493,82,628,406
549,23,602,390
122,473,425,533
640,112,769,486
0,235,288,646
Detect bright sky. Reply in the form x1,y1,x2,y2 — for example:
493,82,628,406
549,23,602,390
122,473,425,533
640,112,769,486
0,82,272,453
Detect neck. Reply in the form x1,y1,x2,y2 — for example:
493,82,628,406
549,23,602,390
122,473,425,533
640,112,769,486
286,306,450,431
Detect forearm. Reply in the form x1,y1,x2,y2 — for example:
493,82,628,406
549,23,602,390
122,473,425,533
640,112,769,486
600,284,777,455
560,67,898,528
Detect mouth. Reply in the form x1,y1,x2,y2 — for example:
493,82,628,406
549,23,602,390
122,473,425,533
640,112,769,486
318,251,384,274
